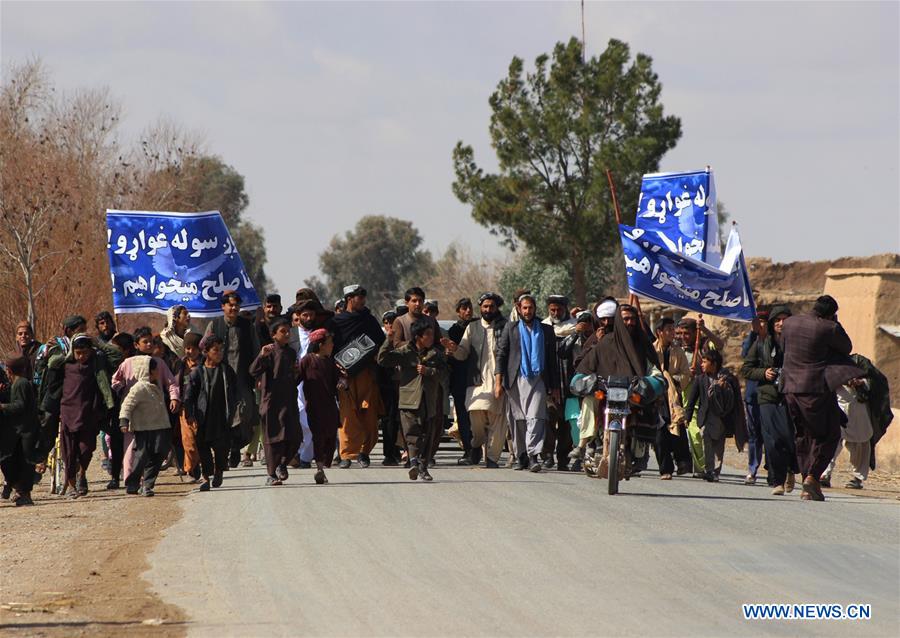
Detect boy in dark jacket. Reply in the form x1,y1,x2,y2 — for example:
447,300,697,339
0,356,41,505
377,318,447,482
184,336,237,491
685,349,738,483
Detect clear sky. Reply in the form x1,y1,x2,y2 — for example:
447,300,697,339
3,1,898,298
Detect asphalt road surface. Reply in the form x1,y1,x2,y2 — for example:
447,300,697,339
147,449,900,637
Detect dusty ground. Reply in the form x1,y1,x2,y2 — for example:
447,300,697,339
0,459,191,637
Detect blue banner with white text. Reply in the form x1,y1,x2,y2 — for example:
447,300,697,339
106,210,260,317
620,223,756,322
635,169,720,267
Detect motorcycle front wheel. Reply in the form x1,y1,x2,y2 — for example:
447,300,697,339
607,429,621,495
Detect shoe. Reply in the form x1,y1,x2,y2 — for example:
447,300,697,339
276,464,289,481
358,453,371,468
542,458,554,469
106,479,120,490
485,459,499,469
1,484,11,500
298,461,312,469
801,476,825,501
771,485,785,496
14,494,34,506
512,460,526,471
744,474,756,485
469,448,483,465
820,476,832,488
457,455,473,466
529,457,542,473
567,446,584,460
692,472,705,479
408,463,419,481
418,463,433,482
571,460,583,473
556,463,569,472
266,476,283,486
198,480,211,492
844,478,863,489
785,473,795,493
126,486,140,495
212,472,223,488
676,464,691,476
800,492,813,501
660,473,672,480
77,473,89,496
189,467,201,481
288,458,302,469
381,456,400,466
703,471,718,483
339,459,352,469
228,450,241,468
142,488,155,497
314,469,327,484
240,455,253,468
428,458,436,468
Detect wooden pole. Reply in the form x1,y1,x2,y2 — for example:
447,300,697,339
605,168,622,225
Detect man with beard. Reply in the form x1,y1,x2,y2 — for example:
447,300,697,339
204,291,261,468
332,285,386,468
442,293,508,468
540,295,577,470
569,298,618,458
256,294,284,348
574,302,663,474
781,295,862,501
95,311,117,344
652,317,693,479
447,298,475,464
288,297,331,468
558,311,595,472
496,294,559,472
741,305,800,494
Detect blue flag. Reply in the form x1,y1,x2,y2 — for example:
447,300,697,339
106,210,261,317
635,169,720,267
619,223,756,322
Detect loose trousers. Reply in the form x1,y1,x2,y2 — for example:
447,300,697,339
744,402,764,478
469,409,507,463
759,402,797,486
126,429,172,491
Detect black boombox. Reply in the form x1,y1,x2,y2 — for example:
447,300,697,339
334,334,378,376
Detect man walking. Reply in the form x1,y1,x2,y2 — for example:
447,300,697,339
442,293,508,468
496,295,559,472
781,295,862,501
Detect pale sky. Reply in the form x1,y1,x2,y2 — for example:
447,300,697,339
3,1,898,298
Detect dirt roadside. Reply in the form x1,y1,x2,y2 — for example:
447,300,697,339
0,460,191,637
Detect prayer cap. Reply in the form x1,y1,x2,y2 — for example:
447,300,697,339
547,295,569,306
342,284,366,298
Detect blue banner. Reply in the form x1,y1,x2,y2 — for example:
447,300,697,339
620,223,756,322
635,169,719,267
106,210,260,317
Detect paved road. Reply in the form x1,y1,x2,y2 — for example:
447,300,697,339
147,450,900,637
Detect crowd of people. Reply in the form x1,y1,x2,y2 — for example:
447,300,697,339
0,284,892,506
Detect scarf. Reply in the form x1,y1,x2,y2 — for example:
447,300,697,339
519,320,544,379
331,307,385,352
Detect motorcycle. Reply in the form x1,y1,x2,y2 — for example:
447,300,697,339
571,373,666,495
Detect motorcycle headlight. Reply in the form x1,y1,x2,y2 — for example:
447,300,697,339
607,387,628,402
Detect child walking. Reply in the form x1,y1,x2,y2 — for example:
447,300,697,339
119,356,172,496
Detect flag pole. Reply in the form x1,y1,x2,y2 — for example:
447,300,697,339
605,168,622,225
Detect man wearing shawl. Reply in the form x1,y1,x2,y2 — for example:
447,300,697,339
574,302,663,471
496,295,559,472
541,294,577,470
331,285,386,468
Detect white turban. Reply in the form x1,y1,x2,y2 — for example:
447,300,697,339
595,299,617,319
